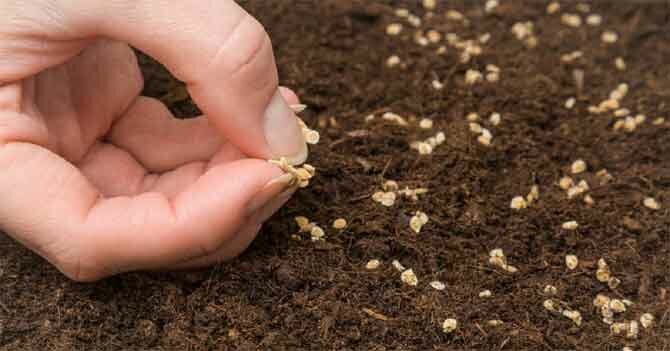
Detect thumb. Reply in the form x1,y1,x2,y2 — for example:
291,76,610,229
0,0,308,164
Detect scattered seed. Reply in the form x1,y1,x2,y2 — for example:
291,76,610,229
382,112,408,126
469,122,483,134
584,195,594,205
544,285,558,295
446,10,465,22
610,299,626,313
427,30,441,44
511,21,538,47
510,196,528,210
392,260,406,272
543,299,560,312
366,259,381,270
596,258,611,282
395,8,410,18
562,221,579,230
559,176,574,190
562,309,583,326
332,218,347,230
615,57,626,71
467,112,480,122
407,14,422,27
295,216,311,232
640,313,654,329
478,128,492,146
410,211,429,233
576,3,591,13
546,2,560,14
653,117,665,125
479,290,493,298
310,226,325,241
442,318,458,333
489,112,501,126
566,255,579,270
571,159,587,174
562,14,582,27
422,0,436,10
484,0,499,13
586,14,602,26
643,197,660,210
561,50,583,63
601,30,619,44
386,23,403,36
401,269,419,286
465,69,483,85
431,80,444,90
565,97,576,109
608,277,621,289
430,281,446,290
386,55,401,68
479,33,491,44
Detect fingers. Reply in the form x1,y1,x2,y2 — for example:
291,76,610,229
64,0,308,164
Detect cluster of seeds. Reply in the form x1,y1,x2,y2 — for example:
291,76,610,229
410,131,447,155
510,185,540,210
543,299,583,326
595,258,622,289
372,180,429,207
269,158,316,188
588,83,628,115
488,248,518,273
511,21,538,48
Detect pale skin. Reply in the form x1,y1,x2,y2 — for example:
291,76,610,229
0,0,309,281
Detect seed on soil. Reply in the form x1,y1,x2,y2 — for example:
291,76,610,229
562,309,583,326
561,50,583,63
332,218,347,230
366,259,381,270
489,112,501,126
401,269,419,286
479,290,493,298
511,21,538,48
565,97,576,109
419,118,434,129
543,299,560,312
562,221,579,230
422,0,436,10
410,211,429,233
446,10,465,22
643,197,660,210
395,8,409,18
407,14,422,27
571,159,587,174
614,108,630,117
295,216,313,233
576,3,591,13
431,80,444,90
488,248,517,273
430,281,446,290
565,255,579,270
479,33,491,44
510,196,528,210
601,30,619,44
386,55,401,68
372,191,397,207
467,112,480,122
594,294,611,308
477,128,493,146
596,258,612,282
485,0,498,13
586,14,602,26
465,69,483,85
310,226,325,241
612,321,640,339
386,23,403,36
442,318,458,333
469,122,483,134
609,299,626,313
559,176,574,190
584,194,595,205
392,260,406,272
544,285,558,295
615,57,626,70
607,276,621,289
546,2,560,14
427,30,441,44
640,313,654,329
562,14,582,27
653,117,665,125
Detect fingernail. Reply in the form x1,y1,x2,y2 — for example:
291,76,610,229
252,187,297,224
246,173,295,217
264,90,308,165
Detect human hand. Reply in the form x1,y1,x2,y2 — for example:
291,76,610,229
0,0,308,281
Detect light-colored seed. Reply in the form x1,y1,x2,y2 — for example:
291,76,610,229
561,51,583,63
430,281,446,290
479,289,493,298
467,112,480,122
383,180,399,192
586,14,602,26
427,30,441,43
544,285,558,295
627,321,639,339
562,14,582,27
432,80,444,90
562,309,583,326
486,72,500,83
295,216,311,231
487,319,504,326
392,260,405,272
571,159,587,174
382,112,408,126
653,117,665,125
584,194,595,205
465,69,483,85
543,299,560,312
332,218,347,230
609,299,627,313
546,2,560,14
419,118,434,130
469,122,483,134
304,130,320,145
510,196,528,210
485,0,499,13
615,57,626,71
386,23,403,36
401,269,419,286
643,197,660,210
407,14,422,27
594,294,611,307
562,221,579,230
386,55,401,68
395,8,409,18
634,114,646,125
623,117,637,132
576,3,591,13
601,30,619,44
422,0,436,10
608,277,621,289
290,104,308,113
409,211,429,234
623,347,633,351
436,132,446,144
614,108,630,117
446,10,464,21
489,112,501,126
490,248,504,258
366,259,381,270
479,33,491,44
310,226,325,241
566,255,579,270
565,97,576,109
640,313,654,329
559,176,574,190
442,318,458,333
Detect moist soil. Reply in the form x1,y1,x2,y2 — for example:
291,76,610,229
2,1,670,350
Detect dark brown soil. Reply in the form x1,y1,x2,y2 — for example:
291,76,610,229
2,1,670,350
